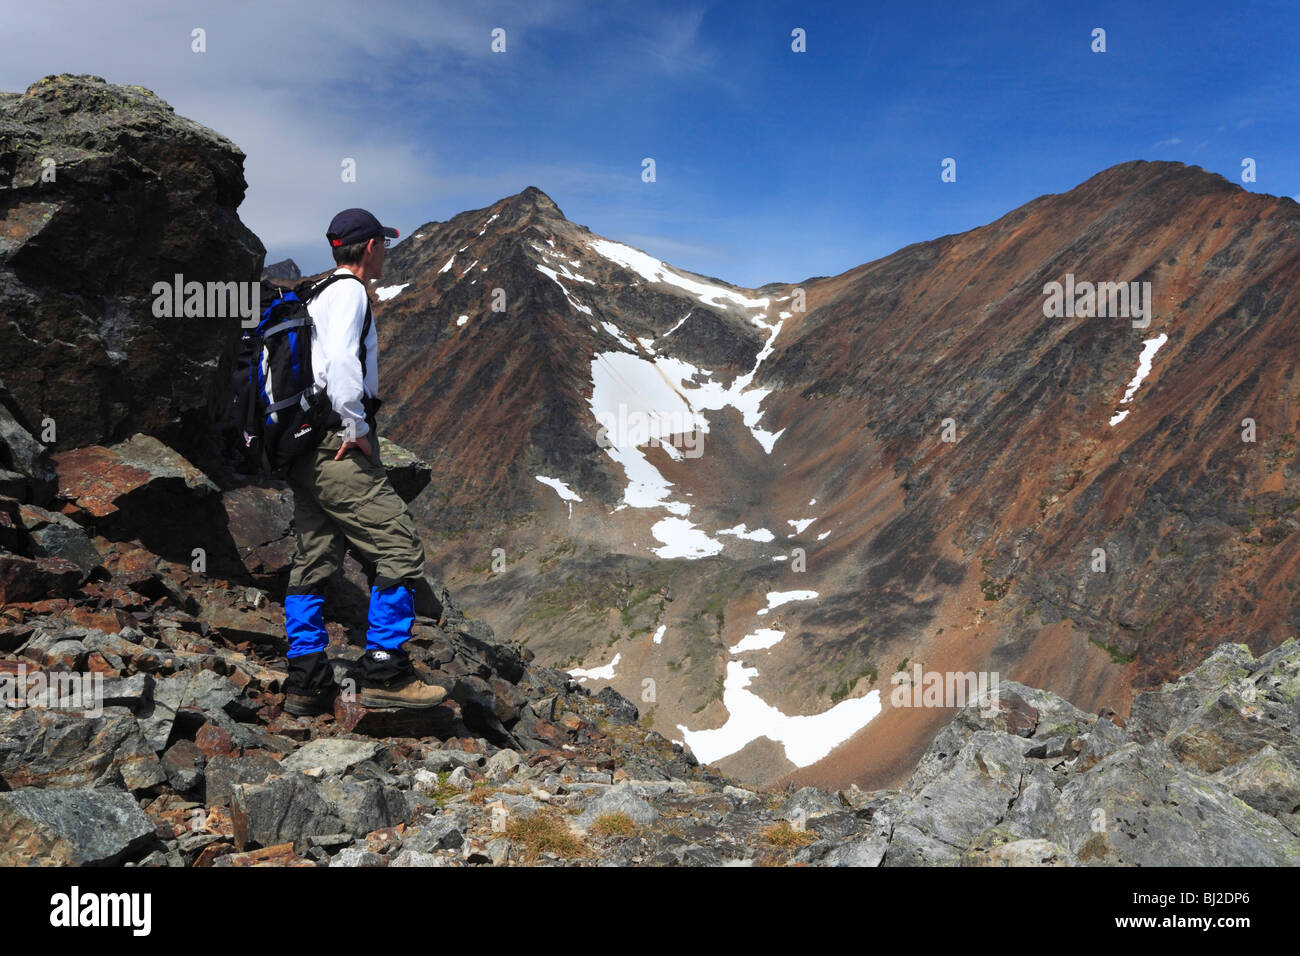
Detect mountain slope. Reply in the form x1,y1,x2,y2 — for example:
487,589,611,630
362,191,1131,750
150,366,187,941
367,163,1300,791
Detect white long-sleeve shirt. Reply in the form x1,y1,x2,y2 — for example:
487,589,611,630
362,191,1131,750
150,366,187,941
307,268,378,438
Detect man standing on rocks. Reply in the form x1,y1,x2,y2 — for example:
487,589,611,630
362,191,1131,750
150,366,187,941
281,208,446,716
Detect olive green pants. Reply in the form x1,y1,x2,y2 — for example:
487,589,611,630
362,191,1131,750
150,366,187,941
285,425,427,595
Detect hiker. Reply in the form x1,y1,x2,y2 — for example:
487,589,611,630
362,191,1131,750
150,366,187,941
280,208,447,716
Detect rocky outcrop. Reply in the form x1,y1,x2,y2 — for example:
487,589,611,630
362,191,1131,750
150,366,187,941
0,74,265,453
262,259,301,282
818,641,1300,867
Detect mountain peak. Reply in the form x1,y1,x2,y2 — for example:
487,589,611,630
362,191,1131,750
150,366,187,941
504,185,565,221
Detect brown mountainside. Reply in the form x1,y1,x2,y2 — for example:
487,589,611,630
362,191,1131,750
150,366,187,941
366,162,1300,790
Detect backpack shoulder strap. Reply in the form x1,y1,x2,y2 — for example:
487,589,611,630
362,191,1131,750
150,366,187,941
299,272,354,301
358,296,373,371
303,272,374,368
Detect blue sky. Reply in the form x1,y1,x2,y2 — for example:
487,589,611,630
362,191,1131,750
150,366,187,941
4,0,1296,287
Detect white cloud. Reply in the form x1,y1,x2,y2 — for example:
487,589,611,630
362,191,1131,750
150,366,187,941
0,0,688,272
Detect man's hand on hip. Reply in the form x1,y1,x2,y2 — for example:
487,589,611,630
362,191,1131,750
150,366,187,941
335,434,373,461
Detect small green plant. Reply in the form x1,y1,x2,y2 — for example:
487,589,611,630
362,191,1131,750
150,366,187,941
1088,636,1136,665
422,770,463,808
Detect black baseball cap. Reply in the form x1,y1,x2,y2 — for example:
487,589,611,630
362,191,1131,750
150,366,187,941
326,208,400,247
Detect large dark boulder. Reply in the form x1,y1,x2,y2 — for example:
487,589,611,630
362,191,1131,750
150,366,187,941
0,74,265,455
0,378,55,506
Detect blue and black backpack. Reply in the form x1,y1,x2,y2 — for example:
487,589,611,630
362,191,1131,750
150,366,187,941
230,272,372,477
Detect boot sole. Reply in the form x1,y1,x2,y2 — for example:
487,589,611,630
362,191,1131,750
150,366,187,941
359,688,448,710
284,696,335,716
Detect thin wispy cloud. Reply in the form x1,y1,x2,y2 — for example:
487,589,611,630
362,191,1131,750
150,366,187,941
3,0,1296,286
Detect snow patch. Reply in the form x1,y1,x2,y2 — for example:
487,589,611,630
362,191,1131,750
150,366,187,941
587,238,770,311
677,660,881,766
1109,333,1169,426
718,524,776,542
535,475,581,501
569,652,620,683
537,264,594,316
600,321,636,350
536,474,581,518
730,628,785,652
651,517,722,559
375,284,409,301
663,311,692,337
756,589,818,616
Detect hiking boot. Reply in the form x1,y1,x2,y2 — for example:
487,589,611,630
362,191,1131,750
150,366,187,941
284,684,339,716
359,674,448,710
283,650,339,716
358,648,447,709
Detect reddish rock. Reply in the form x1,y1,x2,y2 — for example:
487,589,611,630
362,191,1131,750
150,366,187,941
51,436,248,581
364,826,403,854
220,842,314,867
62,605,129,634
84,652,117,676
28,598,71,614
1001,695,1040,738
0,554,82,603
195,720,238,759
193,842,235,867
52,446,157,520
197,603,284,648
529,720,568,748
